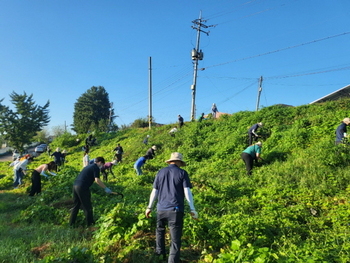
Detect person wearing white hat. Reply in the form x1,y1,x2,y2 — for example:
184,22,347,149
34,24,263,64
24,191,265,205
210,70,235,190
145,152,198,262
145,145,157,159
143,135,150,145
241,142,264,175
248,122,263,146
335,118,350,144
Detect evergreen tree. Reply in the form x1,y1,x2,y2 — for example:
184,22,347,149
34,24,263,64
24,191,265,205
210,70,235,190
0,92,50,152
72,86,115,134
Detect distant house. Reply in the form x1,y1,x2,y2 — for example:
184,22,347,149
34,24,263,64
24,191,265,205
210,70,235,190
309,84,350,104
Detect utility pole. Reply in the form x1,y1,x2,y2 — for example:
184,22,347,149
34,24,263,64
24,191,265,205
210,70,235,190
148,57,153,129
255,76,263,111
190,11,215,121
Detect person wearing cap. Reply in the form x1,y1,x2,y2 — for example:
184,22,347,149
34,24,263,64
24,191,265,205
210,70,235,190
211,103,218,119
169,126,178,137
143,135,150,145
100,160,117,181
134,155,149,175
51,147,64,171
69,157,113,227
335,118,350,144
113,143,124,163
241,141,263,175
248,122,263,146
145,145,157,159
178,115,184,128
145,152,198,262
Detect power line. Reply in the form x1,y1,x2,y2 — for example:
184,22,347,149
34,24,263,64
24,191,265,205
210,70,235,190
204,31,350,70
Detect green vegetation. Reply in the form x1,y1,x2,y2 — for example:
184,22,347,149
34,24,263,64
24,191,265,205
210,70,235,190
1,98,350,262
0,92,50,152
72,86,117,134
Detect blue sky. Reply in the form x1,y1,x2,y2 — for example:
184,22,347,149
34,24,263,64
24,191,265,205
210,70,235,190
0,0,349,132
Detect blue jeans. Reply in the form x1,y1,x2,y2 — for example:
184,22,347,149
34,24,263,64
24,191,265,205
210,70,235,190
13,169,24,187
156,210,184,263
134,165,142,175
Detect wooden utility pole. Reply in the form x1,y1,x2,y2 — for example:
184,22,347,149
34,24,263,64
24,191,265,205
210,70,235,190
148,57,153,129
256,76,263,111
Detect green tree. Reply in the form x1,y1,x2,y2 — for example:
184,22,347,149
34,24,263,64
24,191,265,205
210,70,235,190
72,86,115,134
0,92,50,152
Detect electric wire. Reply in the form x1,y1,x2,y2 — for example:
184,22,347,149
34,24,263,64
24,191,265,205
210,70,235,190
204,31,350,69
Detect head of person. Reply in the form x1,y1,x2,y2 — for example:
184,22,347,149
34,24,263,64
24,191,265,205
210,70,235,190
117,143,120,146
258,122,263,127
147,135,150,138
84,150,89,156
151,145,157,150
343,118,350,125
27,157,34,162
94,157,105,168
62,150,67,154
165,152,186,167
56,147,61,152
255,141,262,147
47,161,56,171
111,160,117,165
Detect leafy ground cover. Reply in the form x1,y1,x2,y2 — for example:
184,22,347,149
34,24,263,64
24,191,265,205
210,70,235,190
1,98,350,262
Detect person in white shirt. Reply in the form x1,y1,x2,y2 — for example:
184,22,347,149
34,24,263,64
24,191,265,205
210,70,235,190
13,157,34,189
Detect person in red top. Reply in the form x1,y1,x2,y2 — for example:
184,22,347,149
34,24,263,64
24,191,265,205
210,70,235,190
101,160,117,181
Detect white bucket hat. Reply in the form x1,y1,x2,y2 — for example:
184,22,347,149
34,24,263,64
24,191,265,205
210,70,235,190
165,152,186,166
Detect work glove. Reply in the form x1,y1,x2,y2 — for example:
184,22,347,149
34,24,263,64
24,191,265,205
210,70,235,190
145,208,152,218
104,187,112,194
190,210,199,220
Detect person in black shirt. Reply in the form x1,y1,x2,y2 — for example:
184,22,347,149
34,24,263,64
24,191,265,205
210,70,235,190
178,115,184,128
69,157,112,227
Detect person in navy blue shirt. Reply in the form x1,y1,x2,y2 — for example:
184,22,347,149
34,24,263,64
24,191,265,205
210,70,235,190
335,118,350,144
248,122,263,145
145,152,198,262
69,157,112,227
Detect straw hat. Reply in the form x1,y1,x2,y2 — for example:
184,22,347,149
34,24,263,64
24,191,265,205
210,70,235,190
56,147,61,152
343,118,350,124
165,152,186,166
256,141,262,146
151,145,157,150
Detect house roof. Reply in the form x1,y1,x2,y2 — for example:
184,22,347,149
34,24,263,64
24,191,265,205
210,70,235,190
309,84,350,104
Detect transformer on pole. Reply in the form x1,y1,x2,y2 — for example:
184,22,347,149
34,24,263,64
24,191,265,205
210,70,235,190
190,11,215,121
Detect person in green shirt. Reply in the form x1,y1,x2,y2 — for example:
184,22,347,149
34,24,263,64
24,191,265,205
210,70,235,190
241,141,263,175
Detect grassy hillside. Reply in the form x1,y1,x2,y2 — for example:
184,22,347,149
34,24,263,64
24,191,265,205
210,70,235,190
1,98,350,262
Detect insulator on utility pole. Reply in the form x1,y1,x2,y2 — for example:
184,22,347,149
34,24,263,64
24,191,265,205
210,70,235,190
190,11,214,121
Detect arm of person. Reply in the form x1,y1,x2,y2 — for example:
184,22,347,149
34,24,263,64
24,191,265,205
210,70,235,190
145,188,158,218
256,153,263,161
94,177,112,193
184,187,198,220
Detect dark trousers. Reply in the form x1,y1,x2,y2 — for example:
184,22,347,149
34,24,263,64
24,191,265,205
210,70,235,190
156,210,184,263
115,154,122,163
29,170,41,196
248,133,257,145
69,185,94,226
241,152,254,175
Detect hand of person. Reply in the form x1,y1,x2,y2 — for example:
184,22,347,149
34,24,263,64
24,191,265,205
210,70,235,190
145,208,152,218
190,210,199,220
104,187,112,194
